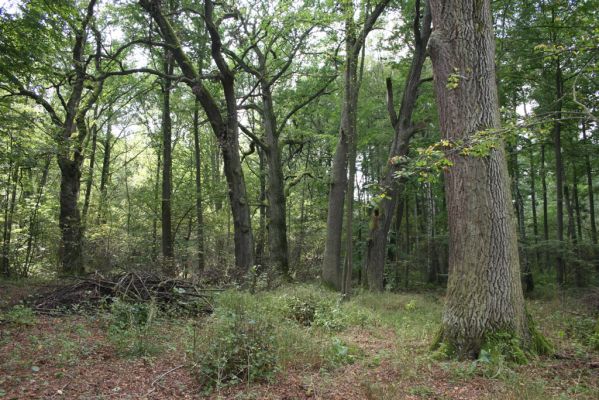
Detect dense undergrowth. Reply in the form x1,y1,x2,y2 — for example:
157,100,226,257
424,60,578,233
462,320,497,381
1,283,598,398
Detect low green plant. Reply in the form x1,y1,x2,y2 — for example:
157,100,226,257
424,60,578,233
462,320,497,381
1,305,36,326
191,304,279,390
107,299,160,356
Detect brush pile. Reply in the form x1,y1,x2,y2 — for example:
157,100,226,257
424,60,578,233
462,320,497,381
30,271,217,315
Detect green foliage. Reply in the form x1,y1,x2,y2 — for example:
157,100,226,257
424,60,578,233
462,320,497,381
565,315,599,351
0,305,36,326
190,296,279,389
106,299,160,356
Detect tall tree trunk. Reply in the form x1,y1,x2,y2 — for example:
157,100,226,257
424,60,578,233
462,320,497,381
81,122,98,227
140,0,255,273
152,144,161,262
161,49,175,275
529,145,540,268
364,0,431,291
255,149,267,267
541,143,550,271
426,182,439,284
553,55,565,287
583,122,597,245
193,100,205,273
573,168,582,241
428,0,529,357
97,125,112,225
23,156,51,277
322,25,356,289
1,163,19,278
58,157,84,275
261,83,290,277
323,0,390,290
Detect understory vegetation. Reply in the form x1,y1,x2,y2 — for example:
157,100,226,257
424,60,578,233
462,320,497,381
1,283,598,399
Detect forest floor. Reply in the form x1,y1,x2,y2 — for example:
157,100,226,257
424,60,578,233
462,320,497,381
1,280,598,400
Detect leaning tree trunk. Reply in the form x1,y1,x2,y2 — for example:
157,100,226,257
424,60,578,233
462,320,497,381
428,0,529,357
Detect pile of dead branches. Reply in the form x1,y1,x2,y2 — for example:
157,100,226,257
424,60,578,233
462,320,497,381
30,271,218,315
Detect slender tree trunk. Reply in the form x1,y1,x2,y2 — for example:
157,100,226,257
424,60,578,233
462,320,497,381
583,123,597,245
565,184,582,286
152,144,161,262
529,145,539,268
97,125,112,225
541,143,550,271
193,100,205,273
323,0,390,290
364,1,431,290
428,0,529,357
161,50,175,275
393,198,404,288
23,156,51,277
426,182,439,284
1,163,19,277
573,168,582,241
255,149,267,267
553,55,565,287
82,122,97,227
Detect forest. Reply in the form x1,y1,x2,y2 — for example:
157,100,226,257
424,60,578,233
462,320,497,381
0,0,598,398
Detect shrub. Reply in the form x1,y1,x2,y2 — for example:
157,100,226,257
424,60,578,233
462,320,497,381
192,305,278,389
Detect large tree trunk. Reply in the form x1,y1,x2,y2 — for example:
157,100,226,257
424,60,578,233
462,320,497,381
364,1,431,290
261,82,290,277
322,52,355,289
58,157,85,275
428,0,528,357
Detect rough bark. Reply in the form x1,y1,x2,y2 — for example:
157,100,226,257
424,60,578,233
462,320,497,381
364,0,431,290
428,0,528,357
261,82,290,277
